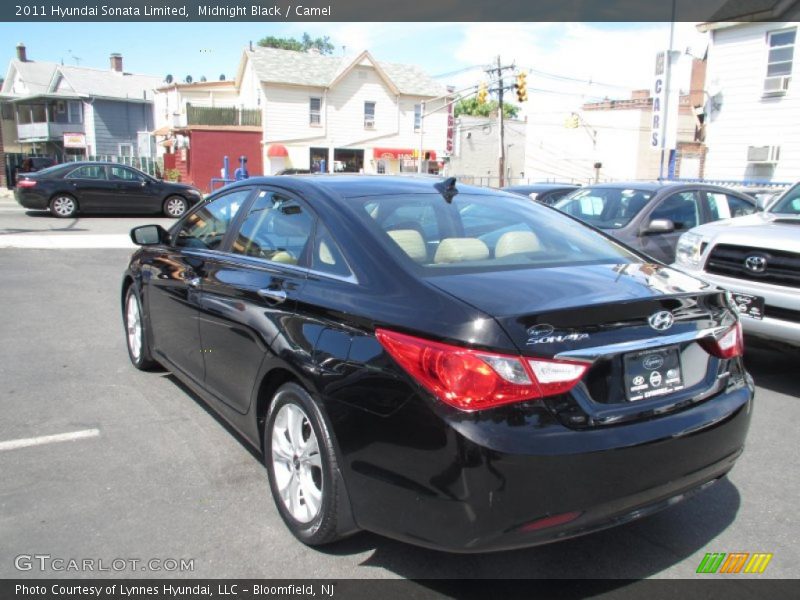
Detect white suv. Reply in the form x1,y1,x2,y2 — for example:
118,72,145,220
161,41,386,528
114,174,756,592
674,183,800,348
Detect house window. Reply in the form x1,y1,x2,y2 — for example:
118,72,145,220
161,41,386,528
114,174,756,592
364,101,375,129
67,101,83,124
310,97,321,125
764,28,796,94
414,104,421,132
118,143,134,157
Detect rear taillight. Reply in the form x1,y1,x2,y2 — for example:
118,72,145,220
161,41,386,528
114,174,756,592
16,179,37,188
700,321,744,359
375,328,588,411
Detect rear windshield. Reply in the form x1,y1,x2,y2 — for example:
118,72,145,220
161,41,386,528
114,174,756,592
555,187,654,229
353,192,639,273
771,184,800,215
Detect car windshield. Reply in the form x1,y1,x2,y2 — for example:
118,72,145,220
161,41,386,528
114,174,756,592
770,184,800,215
31,164,67,177
555,187,654,229
352,192,639,274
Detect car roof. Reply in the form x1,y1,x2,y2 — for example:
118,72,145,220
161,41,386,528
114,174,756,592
222,174,504,199
503,183,579,193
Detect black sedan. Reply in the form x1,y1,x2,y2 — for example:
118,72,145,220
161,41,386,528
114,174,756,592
15,161,203,218
122,176,752,552
554,182,759,263
502,182,580,205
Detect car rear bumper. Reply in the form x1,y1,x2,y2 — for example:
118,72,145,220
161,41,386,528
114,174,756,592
14,189,49,210
341,383,753,553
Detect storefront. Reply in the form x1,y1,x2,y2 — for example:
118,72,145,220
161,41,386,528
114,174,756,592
333,148,364,173
372,147,439,175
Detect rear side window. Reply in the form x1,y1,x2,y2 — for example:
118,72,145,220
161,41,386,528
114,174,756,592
354,192,639,273
706,192,756,220
556,188,653,229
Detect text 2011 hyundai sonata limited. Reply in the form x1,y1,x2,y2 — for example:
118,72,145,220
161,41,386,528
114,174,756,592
121,176,753,552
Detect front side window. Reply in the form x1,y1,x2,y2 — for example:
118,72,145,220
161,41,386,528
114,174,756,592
230,190,313,264
66,165,107,180
174,189,249,250
765,28,796,94
355,193,638,273
556,188,654,229
650,191,700,230
309,97,321,125
364,101,375,129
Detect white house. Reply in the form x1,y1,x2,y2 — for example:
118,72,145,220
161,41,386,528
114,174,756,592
699,11,800,183
234,47,449,175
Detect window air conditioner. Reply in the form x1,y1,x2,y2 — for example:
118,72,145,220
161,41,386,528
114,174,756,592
747,145,781,163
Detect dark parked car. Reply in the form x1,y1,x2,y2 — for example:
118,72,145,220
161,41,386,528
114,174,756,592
555,182,759,263
502,182,580,205
15,161,203,218
122,176,752,552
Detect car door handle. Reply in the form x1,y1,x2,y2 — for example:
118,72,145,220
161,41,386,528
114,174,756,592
258,288,287,304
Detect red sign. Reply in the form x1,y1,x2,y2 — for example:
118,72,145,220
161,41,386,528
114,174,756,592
373,147,437,160
446,85,455,155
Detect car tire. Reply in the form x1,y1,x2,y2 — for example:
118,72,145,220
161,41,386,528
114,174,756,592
123,286,159,371
265,382,353,546
50,194,78,218
163,195,188,218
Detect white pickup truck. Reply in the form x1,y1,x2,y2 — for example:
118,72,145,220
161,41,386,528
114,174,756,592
674,183,800,349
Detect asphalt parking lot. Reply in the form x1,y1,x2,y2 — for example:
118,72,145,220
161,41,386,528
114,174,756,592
0,193,798,581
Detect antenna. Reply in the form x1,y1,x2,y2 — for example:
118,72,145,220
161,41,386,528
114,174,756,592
67,49,82,65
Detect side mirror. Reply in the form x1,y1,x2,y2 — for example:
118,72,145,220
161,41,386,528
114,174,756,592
642,218,675,234
130,224,169,246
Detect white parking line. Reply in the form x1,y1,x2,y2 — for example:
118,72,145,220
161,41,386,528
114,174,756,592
0,429,100,452
0,234,134,249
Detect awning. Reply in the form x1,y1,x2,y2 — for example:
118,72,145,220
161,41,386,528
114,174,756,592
152,126,172,137
373,147,437,160
267,144,289,158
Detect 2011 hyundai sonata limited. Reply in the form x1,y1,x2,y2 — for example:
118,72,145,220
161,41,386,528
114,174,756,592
121,175,753,552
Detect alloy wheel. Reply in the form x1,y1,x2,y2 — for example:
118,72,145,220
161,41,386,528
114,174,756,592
126,293,142,362
165,197,187,217
271,403,323,523
52,196,76,217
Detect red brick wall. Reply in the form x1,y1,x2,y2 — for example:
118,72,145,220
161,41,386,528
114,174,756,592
187,130,263,193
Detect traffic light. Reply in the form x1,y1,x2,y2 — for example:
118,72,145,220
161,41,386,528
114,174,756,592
564,113,580,128
515,72,528,102
477,81,489,105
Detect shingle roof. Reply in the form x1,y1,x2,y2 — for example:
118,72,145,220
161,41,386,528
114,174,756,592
53,65,162,101
1,59,58,95
246,47,446,97
1,58,160,101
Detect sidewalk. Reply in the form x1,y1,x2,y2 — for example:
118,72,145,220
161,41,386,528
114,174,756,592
0,188,13,200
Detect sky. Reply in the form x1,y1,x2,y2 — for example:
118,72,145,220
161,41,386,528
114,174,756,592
0,21,708,114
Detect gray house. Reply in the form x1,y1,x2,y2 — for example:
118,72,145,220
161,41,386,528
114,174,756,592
1,44,161,160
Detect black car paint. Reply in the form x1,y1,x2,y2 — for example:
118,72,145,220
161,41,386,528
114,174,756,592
14,161,202,215
123,176,752,552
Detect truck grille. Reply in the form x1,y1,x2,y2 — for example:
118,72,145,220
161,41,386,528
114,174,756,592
705,244,800,288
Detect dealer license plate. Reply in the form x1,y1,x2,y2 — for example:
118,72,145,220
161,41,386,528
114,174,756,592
623,346,684,402
731,292,764,320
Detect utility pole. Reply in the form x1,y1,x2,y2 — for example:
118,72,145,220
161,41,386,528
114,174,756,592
497,56,505,187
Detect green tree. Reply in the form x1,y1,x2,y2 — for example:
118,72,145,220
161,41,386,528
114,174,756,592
257,33,335,55
454,97,519,119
